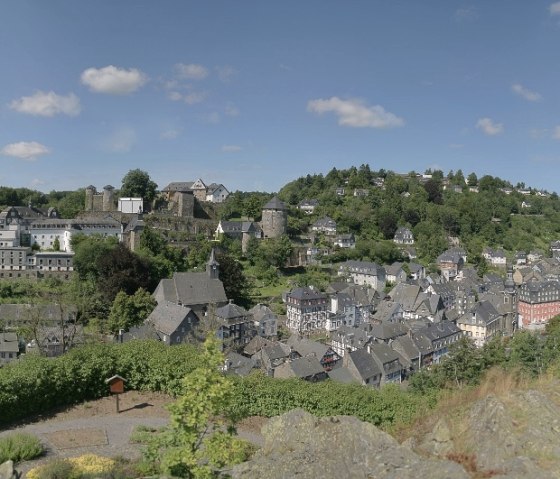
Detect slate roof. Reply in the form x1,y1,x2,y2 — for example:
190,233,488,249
243,336,274,356
331,324,374,350
457,300,501,327
339,260,384,276
276,356,325,379
225,352,256,376
328,366,360,384
287,336,330,358
155,271,227,306
388,283,422,311
0,332,18,354
216,303,250,321
249,304,277,323
348,348,381,381
162,182,194,192
218,221,262,235
263,196,287,210
286,287,327,301
392,335,420,362
262,342,291,361
146,301,196,336
371,321,408,341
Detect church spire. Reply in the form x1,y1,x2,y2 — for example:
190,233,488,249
206,248,220,279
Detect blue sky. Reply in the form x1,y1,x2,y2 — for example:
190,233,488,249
1,1,560,193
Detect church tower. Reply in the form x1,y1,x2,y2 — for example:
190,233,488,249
503,263,518,334
206,249,220,280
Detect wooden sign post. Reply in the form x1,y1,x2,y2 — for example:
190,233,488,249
105,375,126,413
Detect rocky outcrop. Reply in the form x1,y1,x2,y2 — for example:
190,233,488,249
0,461,18,479
417,388,560,478
232,409,469,479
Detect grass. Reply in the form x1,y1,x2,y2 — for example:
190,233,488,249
0,432,44,464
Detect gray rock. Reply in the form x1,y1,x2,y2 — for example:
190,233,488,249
0,461,18,479
465,390,560,477
232,409,469,479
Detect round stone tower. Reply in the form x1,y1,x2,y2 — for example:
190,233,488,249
261,196,287,238
103,185,115,212
85,185,96,211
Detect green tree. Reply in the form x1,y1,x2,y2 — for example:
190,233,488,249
96,244,152,300
467,172,478,187
121,169,158,203
215,251,251,307
52,237,60,251
106,288,156,334
72,234,119,281
144,337,252,477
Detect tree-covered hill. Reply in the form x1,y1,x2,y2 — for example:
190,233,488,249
277,166,560,264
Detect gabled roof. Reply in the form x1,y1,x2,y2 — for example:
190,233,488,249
262,342,291,361
225,352,256,376
286,286,327,301
348,348,381,381
155,271,227,306
276,356,325,378
244,335,274,356
147,301,196,336
162,182,194,192
371,321,408,341
249,304,277,323
457,300,501,327
388,283,422,311
287,336,330,358
0,332,18,354
216,303,250,321
338,260,384,276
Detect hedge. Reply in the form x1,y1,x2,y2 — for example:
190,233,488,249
0,340,435,430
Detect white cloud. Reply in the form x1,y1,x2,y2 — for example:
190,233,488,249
30,178,46,187
221,145,242,152
550,2,560,15
476,117,504,136
205,112,221,124
184,91,207,105
225,102,239,117
106,127,136,152
455,6,477,21
552,126,560,139
216,65,237,82
530,128,548,139
175,63,208,80
168,91,183,101
81,65,147,94
1,141,50,160
307,97,404,129
512,83,542,102
161,129,180,140
10,91,81,117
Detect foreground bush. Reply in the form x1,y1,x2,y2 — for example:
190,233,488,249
0,339,435,432
0,432,44,464
27,454,122,479
231,373,437,429
0,341,198,425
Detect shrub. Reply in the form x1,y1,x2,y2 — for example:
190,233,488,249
27,454,116,479
27,458,74,479
0,432,44,464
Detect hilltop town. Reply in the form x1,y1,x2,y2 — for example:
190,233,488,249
3,166,560,477
0,166,558,378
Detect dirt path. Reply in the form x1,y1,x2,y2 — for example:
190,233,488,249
0,391,266,477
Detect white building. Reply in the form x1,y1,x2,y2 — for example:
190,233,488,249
118,197,143,214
